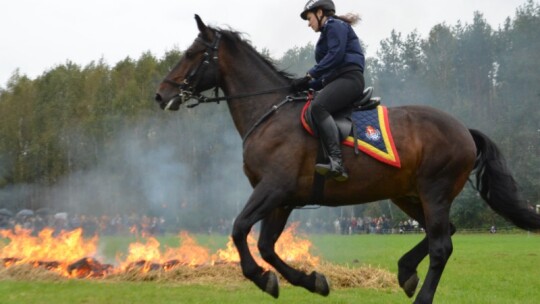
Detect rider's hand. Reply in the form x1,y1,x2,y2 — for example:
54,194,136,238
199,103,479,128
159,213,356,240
291,76,311,92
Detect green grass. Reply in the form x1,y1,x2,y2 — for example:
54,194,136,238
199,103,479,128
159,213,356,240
312,233,540,303
1,233,539,303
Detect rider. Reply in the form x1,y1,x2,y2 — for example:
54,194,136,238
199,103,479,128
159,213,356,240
292,0,366,182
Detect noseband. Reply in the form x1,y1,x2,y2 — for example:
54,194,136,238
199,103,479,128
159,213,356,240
163,31,222,108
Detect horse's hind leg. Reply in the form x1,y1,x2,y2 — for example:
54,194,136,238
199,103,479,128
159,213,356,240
413,188,455,304
392,197,426,297
258,208,330,296
393,197,457,299
232,182,289,298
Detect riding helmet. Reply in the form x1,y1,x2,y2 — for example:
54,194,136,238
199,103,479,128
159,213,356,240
300,0,336,20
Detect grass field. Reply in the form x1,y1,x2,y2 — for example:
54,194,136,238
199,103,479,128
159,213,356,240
1,233,539,303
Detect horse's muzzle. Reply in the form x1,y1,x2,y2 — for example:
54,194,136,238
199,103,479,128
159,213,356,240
155,93,181,111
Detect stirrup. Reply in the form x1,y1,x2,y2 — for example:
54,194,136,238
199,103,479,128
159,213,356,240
331,170,349,182
315,160,348,182
315,163,331,176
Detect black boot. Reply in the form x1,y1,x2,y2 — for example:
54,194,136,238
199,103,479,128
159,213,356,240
314,115,348,182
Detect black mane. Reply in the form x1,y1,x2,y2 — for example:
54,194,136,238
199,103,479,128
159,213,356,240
210,26,294,80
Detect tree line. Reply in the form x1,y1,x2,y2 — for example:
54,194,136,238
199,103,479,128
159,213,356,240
0,1,538,230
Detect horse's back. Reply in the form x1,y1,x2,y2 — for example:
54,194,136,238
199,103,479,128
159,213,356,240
388,105,477,182
389,105,474,147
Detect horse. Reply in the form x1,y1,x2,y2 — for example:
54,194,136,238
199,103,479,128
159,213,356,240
154,15,540,304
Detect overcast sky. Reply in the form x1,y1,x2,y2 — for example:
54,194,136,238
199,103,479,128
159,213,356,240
0,0,531,88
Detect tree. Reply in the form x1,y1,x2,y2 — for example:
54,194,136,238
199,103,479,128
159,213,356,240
421,23,459,110
373,30,406,105
277,43,315,77
454,12,495,123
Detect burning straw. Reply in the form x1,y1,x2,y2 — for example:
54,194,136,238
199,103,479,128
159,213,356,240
0,225,397,290
0,262,397,290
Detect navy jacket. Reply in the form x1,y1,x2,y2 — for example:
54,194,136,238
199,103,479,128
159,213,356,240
308,17,365,89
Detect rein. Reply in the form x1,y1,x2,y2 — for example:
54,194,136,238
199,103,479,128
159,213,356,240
242,95,307,145
162,29,291,109
184,85,292,109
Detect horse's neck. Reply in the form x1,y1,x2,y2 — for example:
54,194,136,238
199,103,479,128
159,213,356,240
220,47,290,137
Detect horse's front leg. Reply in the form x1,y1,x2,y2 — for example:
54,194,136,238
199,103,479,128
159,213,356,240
258,208,330,296
232,182,287,298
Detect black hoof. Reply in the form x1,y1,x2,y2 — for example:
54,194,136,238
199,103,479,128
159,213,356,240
402,273,419,298
310,271,330,296
261,271,279,298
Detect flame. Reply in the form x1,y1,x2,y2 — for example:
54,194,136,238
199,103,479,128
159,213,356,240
213,222,319,268
276,223,319,265
120,231,210,271
1,222,317,277
0,226,98,277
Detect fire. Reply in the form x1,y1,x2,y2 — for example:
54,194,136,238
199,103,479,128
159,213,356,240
1,223,318,277
213,222,319,268
0,226,98,277
275,223,319,265
120,231,210,271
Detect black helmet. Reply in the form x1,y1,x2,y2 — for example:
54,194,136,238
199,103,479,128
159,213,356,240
300,0,335,20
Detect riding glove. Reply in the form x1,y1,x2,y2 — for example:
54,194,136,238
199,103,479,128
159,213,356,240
291,76,311,92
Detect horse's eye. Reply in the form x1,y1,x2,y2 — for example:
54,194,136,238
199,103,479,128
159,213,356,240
185,50,195,59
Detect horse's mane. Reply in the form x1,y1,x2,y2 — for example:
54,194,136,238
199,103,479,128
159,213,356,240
211,26,294,80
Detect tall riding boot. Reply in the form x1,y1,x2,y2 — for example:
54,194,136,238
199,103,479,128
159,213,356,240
314,115,348,182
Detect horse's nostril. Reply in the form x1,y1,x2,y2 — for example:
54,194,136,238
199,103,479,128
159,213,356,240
155,93,162,102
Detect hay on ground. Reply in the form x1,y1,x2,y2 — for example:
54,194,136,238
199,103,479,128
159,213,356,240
0,261,398,291
0,264,65,281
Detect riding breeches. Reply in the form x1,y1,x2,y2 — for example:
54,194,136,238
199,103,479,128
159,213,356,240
309,70,365,125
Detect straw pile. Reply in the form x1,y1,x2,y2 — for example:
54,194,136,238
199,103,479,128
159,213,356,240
0,260,398,291
0,263,65,281
313,262,398,290
109,263,245,285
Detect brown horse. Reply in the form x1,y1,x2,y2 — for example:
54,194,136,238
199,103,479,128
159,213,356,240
154,15,540,304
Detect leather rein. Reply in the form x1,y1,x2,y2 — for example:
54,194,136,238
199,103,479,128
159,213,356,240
162,30,291,109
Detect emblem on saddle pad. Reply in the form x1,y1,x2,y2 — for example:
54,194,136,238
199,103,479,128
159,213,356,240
364,125,382,142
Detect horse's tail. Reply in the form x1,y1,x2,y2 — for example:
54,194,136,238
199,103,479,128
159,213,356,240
469,129,540,231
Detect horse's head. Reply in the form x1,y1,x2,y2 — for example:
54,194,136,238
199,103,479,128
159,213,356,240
155,15,222,111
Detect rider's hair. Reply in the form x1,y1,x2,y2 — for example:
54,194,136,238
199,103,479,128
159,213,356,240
324,11,361,26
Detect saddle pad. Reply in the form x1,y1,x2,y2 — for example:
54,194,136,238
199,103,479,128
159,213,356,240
301,102,401,168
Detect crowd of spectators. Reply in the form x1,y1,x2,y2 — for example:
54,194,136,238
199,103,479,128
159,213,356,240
0,208,170,237
302,216,423,235
0,208,425,237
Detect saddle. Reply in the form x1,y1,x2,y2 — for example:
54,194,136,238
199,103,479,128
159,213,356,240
299,87,399,204
301,87,401,168
302,87,380,141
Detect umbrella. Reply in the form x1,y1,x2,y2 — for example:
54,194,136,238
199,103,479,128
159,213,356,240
54,212,68,221
16,209,34,217
36,207,53,216
0,208,13,217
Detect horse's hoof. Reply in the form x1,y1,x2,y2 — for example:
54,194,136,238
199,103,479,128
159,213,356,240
311,271,330,296
402,273,419,298
262,271,279,298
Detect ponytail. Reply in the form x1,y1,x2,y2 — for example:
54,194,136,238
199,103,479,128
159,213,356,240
325,11,361,26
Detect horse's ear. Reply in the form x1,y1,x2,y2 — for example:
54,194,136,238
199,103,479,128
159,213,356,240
194,14,207,33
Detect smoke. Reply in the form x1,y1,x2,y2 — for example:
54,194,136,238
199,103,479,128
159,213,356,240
46,126,190,216
0,100,343,232
0,104,252,231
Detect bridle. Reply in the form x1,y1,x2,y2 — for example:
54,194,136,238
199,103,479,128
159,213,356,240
162,31,222,108
161,28,307,144
161,29,291,109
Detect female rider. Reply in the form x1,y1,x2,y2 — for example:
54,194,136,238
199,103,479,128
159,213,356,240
292,0,365,182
